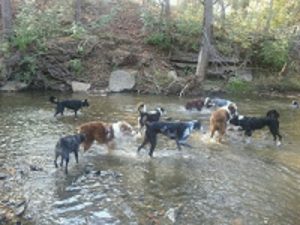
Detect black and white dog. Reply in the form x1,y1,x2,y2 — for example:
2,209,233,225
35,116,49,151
137,102,165,132
137,120,201,157
49,96,89,118
291,100,299,109
54,133,86,174
229,109,282,146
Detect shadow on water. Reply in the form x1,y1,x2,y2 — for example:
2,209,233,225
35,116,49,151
1,91,300,225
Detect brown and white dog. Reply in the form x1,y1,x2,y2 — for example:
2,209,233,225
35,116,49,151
209,103,238,143
77,121,136,151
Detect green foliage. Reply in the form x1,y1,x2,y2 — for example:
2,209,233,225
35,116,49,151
145,32,171,50
67,23,88,39
257,38,288,70
226,78,253,94
69,59,83,75
14,55,37,83
12,3,61,51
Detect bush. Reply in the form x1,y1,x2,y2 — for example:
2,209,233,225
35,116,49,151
258,38,288,70
145,32,171,50
226,78,253,94
69,59,83,75
12,3,61,51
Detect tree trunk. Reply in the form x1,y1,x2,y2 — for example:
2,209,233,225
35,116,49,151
75,0,82,25
195,0,213,82
1,0,13,39
264,0,273,33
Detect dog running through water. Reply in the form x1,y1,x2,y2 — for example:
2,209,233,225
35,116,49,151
49,96,89,118
137,120,202,157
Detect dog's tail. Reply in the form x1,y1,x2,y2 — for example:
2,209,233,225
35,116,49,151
49,96,58,104
137,102,146,114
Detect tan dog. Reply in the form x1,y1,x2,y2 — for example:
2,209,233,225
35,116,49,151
209,103,238,143
77,121,136,151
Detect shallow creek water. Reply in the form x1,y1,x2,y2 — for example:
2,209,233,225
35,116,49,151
0,92,300,225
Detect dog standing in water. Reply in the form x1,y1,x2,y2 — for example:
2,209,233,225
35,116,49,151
54,133,86,174
49,96,89,118
209,103,238,143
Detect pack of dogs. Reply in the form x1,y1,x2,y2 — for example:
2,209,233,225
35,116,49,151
50,95,286,174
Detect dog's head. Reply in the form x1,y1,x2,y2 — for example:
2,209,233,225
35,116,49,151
78,133,86,143
223,103,238,119
112,121,136,139
192,120,202,130
156,107,166,115
82,99,89,107
229,114,244,126
291,100,299,109
204,97,213,108
137,102,147,113
266,109,280,120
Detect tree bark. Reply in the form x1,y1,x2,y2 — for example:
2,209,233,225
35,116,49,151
75,0,82,25
195,0,213,82
1,0,13,39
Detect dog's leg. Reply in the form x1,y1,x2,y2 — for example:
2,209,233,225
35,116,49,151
74,110,78,118
65,156,69,174
148,135,157,157
74,151,79,164
137,136,149,153
60,157,64,167
54,153,59,168
175,139,182,150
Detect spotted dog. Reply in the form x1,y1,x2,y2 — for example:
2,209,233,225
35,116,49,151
137,120,201,157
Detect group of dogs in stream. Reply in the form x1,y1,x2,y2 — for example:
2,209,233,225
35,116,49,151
49,95,293,175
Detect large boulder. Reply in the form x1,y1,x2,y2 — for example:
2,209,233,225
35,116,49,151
108,70,136,92
71,81,91,92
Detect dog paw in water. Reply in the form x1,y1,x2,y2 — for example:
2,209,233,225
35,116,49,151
276,141,282,147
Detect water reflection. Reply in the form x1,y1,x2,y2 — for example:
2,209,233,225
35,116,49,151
0,92,300,224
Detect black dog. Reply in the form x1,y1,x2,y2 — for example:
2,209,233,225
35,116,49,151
137,120,201,157
137,102,165,131
54,133,85,174
229,109,282,145
49,96,89,118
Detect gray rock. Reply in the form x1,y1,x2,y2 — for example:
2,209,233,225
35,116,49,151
108,70,136,92
0,81,28,92
71,81,91,92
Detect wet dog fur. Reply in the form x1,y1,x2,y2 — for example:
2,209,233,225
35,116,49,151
77,121,136,151
49,96,89,118
137,120,201,157
54,133,86,174
209,103,238,143
229,109,282,145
